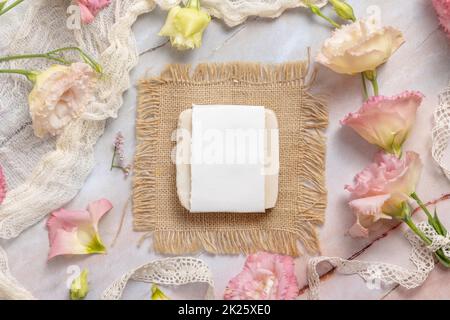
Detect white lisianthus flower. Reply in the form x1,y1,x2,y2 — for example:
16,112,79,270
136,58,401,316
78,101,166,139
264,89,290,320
317,19,405,75
28,62,96,138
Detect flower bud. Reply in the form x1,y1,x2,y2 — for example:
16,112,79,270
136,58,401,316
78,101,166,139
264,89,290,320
159,0,211,50
329,0,356,22
151,284,170,300
70,269,89,300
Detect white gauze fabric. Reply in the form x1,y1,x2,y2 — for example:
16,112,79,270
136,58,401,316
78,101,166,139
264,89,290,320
0,0,156,240
0,246,35,300
190,105,265,213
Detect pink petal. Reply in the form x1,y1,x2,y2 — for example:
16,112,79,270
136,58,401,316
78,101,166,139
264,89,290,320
47,199,112,260
76,0,111,24
346,151,422,200
48,228,88,260
87,198,113,228
348,194,392,238
384,151,423,197
77,3,95,24
47,208,91,243
348,221,370,238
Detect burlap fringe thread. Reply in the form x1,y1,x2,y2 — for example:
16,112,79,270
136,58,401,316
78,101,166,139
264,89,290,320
133,62,327,256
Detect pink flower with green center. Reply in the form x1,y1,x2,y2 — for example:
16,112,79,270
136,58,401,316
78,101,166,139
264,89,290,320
47,199,112,260
346,151,423,237
341,91,423,157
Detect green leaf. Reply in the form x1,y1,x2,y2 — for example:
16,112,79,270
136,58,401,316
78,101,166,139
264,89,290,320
435,250,450,268
434,209,447,236
0,1,7,12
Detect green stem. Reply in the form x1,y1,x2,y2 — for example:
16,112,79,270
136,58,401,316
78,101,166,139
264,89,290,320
410,192,434,221
363,70,380,97
0,53,69,65
0,0,25,16
48,47,102,73
187,0,200,9
404,215,432,246
308,4,341,29
370,78,379,96
0,69,37,82
0,47,101,73
361,73,368,101
404,214,450,268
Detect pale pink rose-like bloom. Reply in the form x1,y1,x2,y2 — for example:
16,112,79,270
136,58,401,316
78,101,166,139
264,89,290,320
0,165,5,205
76,0,111,24
28,63,96,138
345,151,423,238
433,0,450,37
316,19,405,75
47,199,112,260
224,252,299,300
341,91,424,157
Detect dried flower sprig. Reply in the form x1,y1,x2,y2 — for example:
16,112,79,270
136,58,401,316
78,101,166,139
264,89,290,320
111,132,131,178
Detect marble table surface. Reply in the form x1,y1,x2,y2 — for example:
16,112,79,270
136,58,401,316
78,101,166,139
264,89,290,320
2,0,450,300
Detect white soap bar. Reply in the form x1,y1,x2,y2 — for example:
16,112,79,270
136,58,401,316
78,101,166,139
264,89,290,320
190,105,266,213
175,108,279,212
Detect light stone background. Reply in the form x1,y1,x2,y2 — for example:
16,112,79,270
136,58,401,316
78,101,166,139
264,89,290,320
1,0,450,300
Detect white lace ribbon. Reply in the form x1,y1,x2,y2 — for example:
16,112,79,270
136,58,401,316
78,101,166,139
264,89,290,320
101,257,215,300
0,246,35,300
307,222,448,300
432,84,450,180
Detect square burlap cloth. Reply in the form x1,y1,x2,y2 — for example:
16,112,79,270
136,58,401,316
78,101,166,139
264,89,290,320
133,62,327,256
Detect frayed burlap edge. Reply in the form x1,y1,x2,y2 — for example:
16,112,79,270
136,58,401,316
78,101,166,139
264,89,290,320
133,62,327,256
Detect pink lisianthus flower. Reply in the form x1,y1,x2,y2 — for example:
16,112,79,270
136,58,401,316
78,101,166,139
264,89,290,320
224,252,299,300
341,91,423,157
433,0,450,37
76,0,111,24
0,165,5,204
345,151,423,237
47,199,113,260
